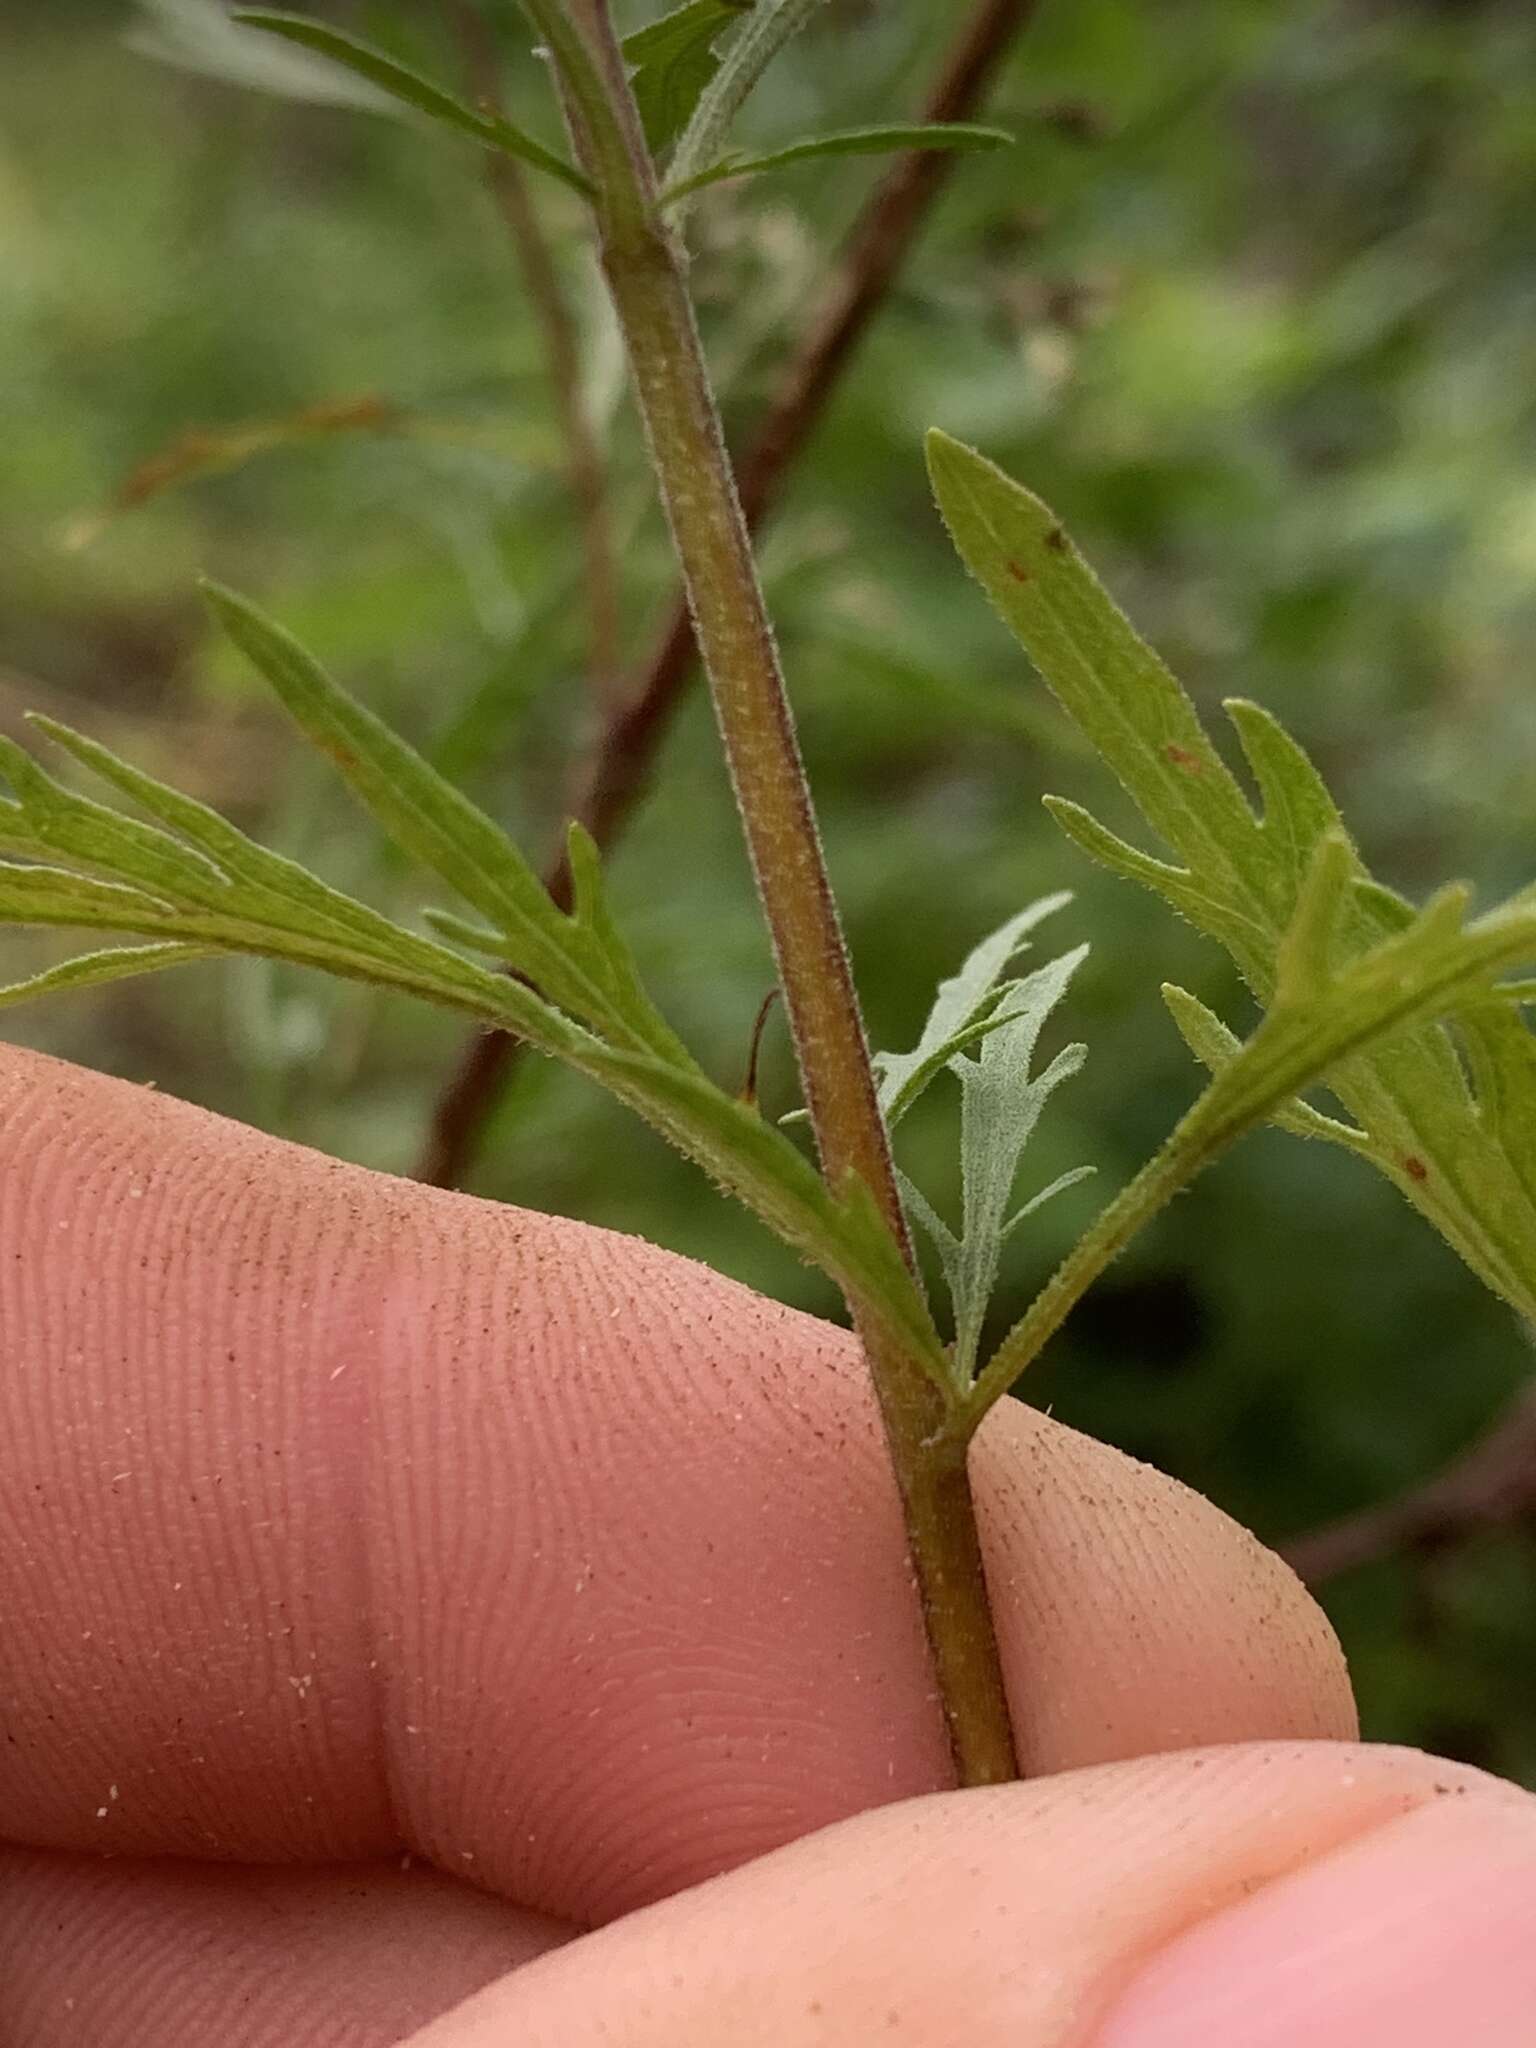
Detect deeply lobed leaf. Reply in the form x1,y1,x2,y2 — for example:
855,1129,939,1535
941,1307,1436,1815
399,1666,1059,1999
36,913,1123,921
874,901,1092,1392
928,428,1536,1326
0,597,949,1396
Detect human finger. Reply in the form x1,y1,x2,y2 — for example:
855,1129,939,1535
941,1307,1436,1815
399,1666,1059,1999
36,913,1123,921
401,1742,1536,2048
0,1046,1350,1931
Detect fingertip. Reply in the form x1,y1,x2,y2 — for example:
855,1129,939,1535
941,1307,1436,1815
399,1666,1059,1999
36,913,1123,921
1099,1776,1536,2047
974,1399,1357,1770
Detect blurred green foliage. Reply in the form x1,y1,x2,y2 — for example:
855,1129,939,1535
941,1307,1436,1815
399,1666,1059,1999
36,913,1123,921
3,0,1535,1780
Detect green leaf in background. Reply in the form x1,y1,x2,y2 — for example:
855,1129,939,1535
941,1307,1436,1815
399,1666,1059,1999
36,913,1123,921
127,0,399,111
927,428,1536,1330
622,0,754,154
662,123,1012,205
232,11,592,194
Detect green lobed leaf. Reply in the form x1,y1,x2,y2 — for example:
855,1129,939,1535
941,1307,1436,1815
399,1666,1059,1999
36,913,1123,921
231,11,592,193
927,427,1536,1327
1160,981,1374,1152
579,1040,948,1383
968,861,1536,1422
1456,1000,1536,1217
202,582,677,1056
662,123,1012,205
26,714,464,974
0,941,212,1012
0,721,580,1042
622,0,753,153
0,655,943,1388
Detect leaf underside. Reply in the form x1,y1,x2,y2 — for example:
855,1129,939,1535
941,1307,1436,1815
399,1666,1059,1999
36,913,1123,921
870,894,1093,1391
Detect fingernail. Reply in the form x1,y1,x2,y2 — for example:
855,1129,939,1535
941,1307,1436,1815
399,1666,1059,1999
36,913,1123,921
1098,1792,1536,2048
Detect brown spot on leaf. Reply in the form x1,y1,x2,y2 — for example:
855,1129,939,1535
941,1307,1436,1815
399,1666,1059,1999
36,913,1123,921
1404,1155,1429,1182
1005,559,1031,583
1165,744,1203,774
1045,525,1068,552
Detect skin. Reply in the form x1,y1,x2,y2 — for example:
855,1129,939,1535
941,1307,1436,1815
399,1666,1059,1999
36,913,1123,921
0,1042,1532,2045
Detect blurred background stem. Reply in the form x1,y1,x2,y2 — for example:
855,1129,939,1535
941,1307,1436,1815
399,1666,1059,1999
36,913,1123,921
445,0,620,711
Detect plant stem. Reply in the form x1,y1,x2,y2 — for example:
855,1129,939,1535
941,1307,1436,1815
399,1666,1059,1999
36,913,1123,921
549,0,911,1258
531,0,1018,1786
419,0,1038,1189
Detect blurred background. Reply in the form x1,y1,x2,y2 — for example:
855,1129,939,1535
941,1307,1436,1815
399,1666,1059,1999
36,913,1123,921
4,0,1535,1778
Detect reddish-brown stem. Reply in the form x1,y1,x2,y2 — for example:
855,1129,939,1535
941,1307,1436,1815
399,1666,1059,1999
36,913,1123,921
418,0,1037,1189
1284,1385,1536,1585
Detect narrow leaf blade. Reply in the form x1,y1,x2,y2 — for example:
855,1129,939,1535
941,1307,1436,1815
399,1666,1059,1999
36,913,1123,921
0,941,213,1012
232,11,592,192
665,122,1011,202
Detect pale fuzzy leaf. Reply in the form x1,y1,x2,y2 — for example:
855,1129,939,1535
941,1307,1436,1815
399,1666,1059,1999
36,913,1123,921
232,12,592,193
900,943,1090,1385
1004,1162,1097,1236
663,123,1011,204
875,893,1070,1126
950,982,1087,1380
0,941,213,1012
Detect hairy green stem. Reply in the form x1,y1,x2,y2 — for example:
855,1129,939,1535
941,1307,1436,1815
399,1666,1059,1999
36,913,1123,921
528,0,1018,1786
